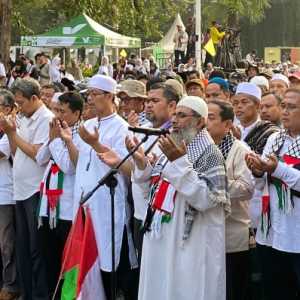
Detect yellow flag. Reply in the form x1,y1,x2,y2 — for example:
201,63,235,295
120,49,127,58
204,38,216,57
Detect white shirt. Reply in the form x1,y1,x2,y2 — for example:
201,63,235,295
174,31,189,52
255,132,300,253
0,134,14,204
13,105,54,200
36,130,81,220
98,65,113,78
0,62,6,77
0,62,6,86
73,114,137,271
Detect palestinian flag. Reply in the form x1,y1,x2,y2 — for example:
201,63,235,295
261,183,271,236
261,153,300,236
60,206,106,300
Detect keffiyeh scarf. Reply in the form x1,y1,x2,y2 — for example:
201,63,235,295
143,129,230,241
261,129,300,236
39,160,64,229
244,120,279,155
38,122,80,229
218,133,235,160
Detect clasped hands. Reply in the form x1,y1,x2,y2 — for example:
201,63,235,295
0,113,16,135
245,152,278,177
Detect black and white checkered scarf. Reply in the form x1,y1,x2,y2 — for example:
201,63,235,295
269,129,300,158
71,121,81,138
218,133,235,160
183,129,230,240
143,129,230,242
245,120,279,155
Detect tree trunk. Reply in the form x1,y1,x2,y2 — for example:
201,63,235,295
227,10,239,29
0,0,12,69
227,10,243,62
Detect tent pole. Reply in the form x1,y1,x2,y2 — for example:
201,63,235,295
63,48,66,66
195,0,202,71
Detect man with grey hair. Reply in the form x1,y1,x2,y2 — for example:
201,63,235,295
0,90,19,300
127,96,229,300
0,78,53,300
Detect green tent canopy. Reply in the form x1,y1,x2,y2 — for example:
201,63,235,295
21,14,141,48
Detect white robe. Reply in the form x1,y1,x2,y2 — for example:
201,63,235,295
73,114,137,271
134,155,226,300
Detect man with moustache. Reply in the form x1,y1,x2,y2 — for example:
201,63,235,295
260,92,282,126
207,100,254,300
127,96,230,300
269,74,290,97
205,77,230,102
232,82,279,230
64,75,138,300
232,82,279,155
100,82,179,266
131,83,178,262
246,88,300,300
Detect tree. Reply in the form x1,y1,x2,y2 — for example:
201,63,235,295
202,0,271,27
10,0,192,45
0,0,12,68
202,0,271,59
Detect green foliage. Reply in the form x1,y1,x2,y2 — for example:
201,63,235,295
202,0,271,26
12,0,192,44
11,0,270,45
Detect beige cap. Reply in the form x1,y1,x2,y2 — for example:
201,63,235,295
185,79,205,91
118,80,147,99
165,79,184,98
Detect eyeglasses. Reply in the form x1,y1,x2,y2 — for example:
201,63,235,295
280,103,300,112
0,103,11,108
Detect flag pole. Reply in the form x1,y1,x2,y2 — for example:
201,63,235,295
195,0,202,71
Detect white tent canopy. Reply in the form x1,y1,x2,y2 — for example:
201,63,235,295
157,14,185,52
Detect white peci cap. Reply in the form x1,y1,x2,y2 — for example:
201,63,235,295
271,74,290,87
250,76,269,90
88,74,117,94
235,82,262,101
177,96,208,118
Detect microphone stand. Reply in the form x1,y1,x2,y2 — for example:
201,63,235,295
80,134,149,300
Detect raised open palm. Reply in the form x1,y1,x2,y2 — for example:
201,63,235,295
79,125,99,146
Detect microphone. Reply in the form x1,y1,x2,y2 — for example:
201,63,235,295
128,126,170,136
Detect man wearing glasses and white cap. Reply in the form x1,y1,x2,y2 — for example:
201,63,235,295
63,74,138,300
128,96,229,300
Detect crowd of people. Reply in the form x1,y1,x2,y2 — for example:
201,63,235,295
0,43,300,300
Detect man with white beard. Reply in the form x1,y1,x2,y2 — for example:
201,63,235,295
127,96,230,300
